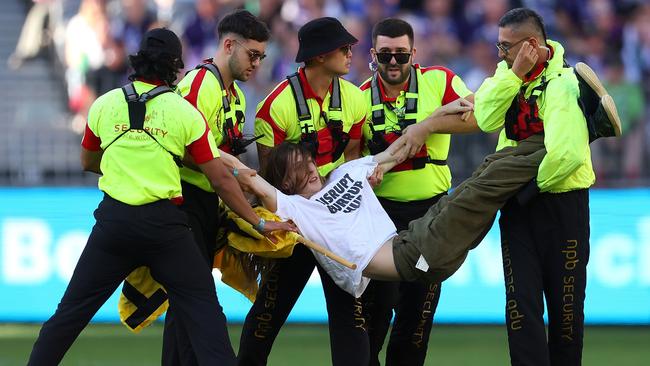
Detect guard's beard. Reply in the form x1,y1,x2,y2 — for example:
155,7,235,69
378,64,410,85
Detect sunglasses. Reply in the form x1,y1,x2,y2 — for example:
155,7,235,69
234,39,267,63
495,37,529,56
375,52,412,64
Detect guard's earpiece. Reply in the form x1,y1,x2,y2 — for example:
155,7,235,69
368,60,378,72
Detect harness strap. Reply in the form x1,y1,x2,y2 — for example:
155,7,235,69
104,83,182,167
194,60,260,155
366,67,444,171
369,66,418,129
404,67,418,117
287,72,348,162
505,75,549,141
288,73,311,122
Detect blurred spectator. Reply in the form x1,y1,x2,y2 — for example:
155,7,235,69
110,0,156,68
621,2,650,90
7,0,63,70
462,38,497,91
181,0,220,67
342,14,371,84
413,0,463,65
64,0,110,131
464,0,511,44
280,0,344,28
592,55,646,184
22,0,648,184
153,0,175,24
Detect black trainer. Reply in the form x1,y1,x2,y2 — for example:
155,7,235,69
574,62,622,142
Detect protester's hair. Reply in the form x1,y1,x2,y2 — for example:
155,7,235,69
372,18,414,47
498,8,548,41
128,49,183,85
218,9,270,42
262,142,321,195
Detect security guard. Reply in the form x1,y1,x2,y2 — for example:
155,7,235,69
475,8,596,365
163,10,270,365
359,18,475,366
27,28,290,366
239,17,369,365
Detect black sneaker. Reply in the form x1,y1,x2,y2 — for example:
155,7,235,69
574,62,622,142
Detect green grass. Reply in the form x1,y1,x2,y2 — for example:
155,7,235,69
1,323,649,365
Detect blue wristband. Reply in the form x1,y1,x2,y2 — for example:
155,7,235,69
254,218,265,232
232,168,239,177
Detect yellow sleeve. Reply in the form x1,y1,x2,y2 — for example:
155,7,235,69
178,69,222,141
254,86,297,147
186,105,220,160
536,76,589,191
450,74,473,99
474,63,522,133
349,87,368,139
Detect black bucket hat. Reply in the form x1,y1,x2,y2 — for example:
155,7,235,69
295,17,358,63
139,28,183,60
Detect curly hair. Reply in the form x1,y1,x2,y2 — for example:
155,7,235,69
128,49,184,86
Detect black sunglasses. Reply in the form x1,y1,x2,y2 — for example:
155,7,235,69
375,52,412,64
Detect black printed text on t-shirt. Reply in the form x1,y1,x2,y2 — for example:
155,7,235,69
315,173,364,214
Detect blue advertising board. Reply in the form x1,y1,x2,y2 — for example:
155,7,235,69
0,188,648,324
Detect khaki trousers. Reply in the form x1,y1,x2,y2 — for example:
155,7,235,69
392,134,547,282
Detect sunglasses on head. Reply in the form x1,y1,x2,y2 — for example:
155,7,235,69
375,52,412,65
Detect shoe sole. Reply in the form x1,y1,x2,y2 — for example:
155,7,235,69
601,94,622,136
575,62,607,97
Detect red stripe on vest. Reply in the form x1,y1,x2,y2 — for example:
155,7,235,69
256,81,290,146
184,69,208,108
187,117,215,164
81,123,101,151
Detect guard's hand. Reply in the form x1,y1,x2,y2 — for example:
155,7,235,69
434,98,474,117
262,220,298,234
401,122,429,158
234,169,265,197
261,220,299,243
511,41,539,80
368,167,384,188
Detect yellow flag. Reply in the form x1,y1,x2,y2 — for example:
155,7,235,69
225,206,301,258
118,266,169,333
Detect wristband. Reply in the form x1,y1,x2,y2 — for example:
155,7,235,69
254,217,265,232
232,168,239,177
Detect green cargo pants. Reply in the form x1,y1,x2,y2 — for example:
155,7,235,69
392,134,547,283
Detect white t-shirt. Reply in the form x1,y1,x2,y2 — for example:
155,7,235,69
275,156,397,297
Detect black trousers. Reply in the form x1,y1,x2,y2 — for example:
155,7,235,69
499,189,590,366
162,182,233,366
362,195,443,366
27,195,235,366
238,244,369,366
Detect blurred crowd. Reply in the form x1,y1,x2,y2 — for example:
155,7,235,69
11,0,650,185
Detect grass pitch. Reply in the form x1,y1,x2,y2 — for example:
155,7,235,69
1,323,649,365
